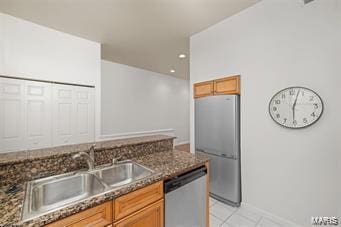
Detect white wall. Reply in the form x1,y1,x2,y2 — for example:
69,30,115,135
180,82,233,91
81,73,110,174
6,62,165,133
0,13,101,139
190,0,341,225
101,60,189,144
0,14,4,75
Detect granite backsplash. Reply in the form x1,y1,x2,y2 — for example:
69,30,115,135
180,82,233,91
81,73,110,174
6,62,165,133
0,135,174,187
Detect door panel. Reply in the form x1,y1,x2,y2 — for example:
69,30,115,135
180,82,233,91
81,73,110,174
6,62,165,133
197,151,240,204
47,201,112,227
114,200,164,227
0,78,25,152
25,81,52,149
74,87,94,144
195,95,239,157
214,76,240,95
53,84,74,146
0,78,95,151
193,81,214,98
53,84,94,146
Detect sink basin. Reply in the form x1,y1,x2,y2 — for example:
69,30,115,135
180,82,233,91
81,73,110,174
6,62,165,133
22,160,153,221
22,172,106,221
92,161,153,187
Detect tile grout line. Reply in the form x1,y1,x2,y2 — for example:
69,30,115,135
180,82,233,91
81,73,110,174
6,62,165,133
210,212,225,222
255,216,263,226
210,198,290,227
220,205,239,226
234,210,262,224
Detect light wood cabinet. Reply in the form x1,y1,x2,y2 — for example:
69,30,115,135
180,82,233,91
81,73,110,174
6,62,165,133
194,75,240,98
193,81,214,98
113,200,164,227
213,76,240,95
47,201,112,227
114,181,163,220
45,181,164,227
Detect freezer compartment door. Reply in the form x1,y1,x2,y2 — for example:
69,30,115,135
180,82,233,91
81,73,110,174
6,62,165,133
198,151,240,204
195,95,240,158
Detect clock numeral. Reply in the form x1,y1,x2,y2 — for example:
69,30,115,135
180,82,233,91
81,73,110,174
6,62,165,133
303,118,308,124
272,106,277,111
314,103,318,109
293,120,297,126
274,100,280,104
311,112,316,117
281,93,286,99
276,114,280,118
309,96,314,101
283,118,287,123
289,90,295,95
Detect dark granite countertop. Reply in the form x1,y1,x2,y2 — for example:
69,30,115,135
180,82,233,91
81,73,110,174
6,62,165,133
0,135,175,165
0,150,209,227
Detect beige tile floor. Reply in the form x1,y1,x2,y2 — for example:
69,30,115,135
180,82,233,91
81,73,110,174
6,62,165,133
209,197,292,227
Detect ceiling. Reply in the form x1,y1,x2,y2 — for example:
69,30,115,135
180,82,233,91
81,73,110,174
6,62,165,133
0,0,259,79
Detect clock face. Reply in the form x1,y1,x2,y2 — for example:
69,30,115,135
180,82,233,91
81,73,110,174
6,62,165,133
269,87,323,128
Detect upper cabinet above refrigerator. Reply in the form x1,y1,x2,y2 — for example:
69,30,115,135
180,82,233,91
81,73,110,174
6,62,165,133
193,75,240,98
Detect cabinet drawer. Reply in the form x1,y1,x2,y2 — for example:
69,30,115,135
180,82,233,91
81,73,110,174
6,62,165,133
194,81,214,98
114,181,163,220
214,76,240,95
113,200,164,227
47,201,112,227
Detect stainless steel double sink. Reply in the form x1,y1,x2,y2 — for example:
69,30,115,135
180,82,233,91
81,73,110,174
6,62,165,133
22,160,154,221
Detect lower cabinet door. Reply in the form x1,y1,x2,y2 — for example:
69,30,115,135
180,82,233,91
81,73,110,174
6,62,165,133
113,200,164,227
47,201,112,227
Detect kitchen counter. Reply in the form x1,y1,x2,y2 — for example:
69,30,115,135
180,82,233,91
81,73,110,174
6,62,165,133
0,149,209,227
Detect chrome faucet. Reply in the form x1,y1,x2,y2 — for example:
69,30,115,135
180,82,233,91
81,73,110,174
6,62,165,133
72,144,96,170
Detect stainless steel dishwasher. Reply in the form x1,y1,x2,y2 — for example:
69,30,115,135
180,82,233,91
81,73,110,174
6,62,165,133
165,166,207,227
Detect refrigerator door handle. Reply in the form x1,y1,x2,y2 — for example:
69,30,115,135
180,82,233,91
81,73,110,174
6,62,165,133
197,150,237,160
221,153,237,160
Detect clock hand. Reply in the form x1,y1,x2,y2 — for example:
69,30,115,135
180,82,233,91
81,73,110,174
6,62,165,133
292,89,300,122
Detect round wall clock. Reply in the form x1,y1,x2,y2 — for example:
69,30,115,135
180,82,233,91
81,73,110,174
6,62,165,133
269,87,323,129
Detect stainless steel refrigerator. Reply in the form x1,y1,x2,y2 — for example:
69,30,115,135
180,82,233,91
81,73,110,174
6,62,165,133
195,94,241,206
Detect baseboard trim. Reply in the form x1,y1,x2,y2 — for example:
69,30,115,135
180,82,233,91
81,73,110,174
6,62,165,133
241,202,302,227
98,128,175,141
174,140,190,146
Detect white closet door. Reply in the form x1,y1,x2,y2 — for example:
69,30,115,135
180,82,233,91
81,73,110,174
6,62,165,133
74,87,94,144
0,78,25,152
52,84,75,146
25,81,52,149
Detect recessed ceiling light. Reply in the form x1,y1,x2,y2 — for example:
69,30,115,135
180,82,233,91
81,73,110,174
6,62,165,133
170,69,175,73
178,54,186,59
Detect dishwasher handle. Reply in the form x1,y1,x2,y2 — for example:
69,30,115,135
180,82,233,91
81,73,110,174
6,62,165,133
164,166,207,194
